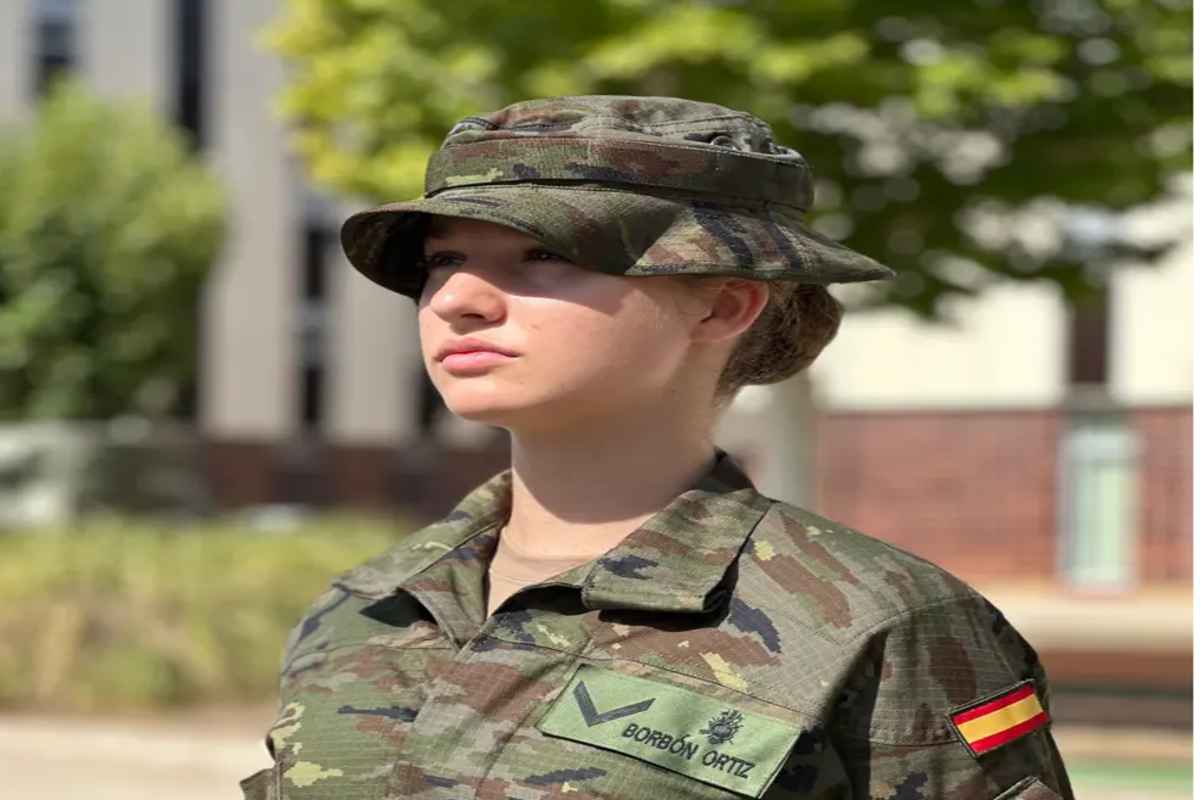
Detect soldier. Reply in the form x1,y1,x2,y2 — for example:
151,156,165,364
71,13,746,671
241,96,1076,799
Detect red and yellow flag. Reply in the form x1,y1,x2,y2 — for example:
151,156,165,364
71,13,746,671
950,680,1049,756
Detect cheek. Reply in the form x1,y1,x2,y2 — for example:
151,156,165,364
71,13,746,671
416,310,439,361
535,293,685,383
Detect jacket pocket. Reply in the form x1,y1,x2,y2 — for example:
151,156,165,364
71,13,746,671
239,767,278,800
994,776,1062,800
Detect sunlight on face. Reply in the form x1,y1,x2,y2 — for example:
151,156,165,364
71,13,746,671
416,216,699,434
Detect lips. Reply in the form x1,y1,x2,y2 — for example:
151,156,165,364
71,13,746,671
435,337,519,361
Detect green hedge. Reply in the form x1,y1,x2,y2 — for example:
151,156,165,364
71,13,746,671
0,514,411,711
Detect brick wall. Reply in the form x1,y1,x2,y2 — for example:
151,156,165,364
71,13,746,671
1131,407,1193,583
204,433,510,523
203,439,277,508
203,406,1189,586
813,406,1192,587
813,409,1062,583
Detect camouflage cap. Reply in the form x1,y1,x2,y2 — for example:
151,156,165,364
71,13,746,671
340,95,896,300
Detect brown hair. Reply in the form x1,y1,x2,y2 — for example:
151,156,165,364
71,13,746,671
677,277,844,410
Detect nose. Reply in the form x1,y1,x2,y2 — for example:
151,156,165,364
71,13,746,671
425,269,506,323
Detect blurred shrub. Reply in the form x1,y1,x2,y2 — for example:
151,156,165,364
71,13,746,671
0,514,410,711
0,79,225,419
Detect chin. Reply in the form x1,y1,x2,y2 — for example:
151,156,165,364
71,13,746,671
442,384,577,431
441,386,531,423
445,405,518,428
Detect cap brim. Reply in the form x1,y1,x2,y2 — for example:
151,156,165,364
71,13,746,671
340,184,895,300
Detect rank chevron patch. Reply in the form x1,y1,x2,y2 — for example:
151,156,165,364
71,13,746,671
948,679,1050,757
573,681,656,727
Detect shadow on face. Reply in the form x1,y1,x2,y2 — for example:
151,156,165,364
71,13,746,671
417,214,684,318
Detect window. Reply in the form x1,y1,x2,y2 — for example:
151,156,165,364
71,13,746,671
298,223,332,433
1059,414,1139,588
33,0,79,98
1067,282,1110,386
174,0,206,148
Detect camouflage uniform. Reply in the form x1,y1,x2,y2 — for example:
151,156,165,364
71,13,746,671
240,97,1076,798
240,449,1075,799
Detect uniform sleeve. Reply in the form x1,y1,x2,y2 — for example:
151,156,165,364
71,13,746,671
241,586,351,796
827,593,1077,800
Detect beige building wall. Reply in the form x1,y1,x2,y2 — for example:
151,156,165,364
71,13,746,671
5,0,1188,459
1111,241,1193,407
0,2,30,121
810,282,1067,411
202,0,298,439
327,206,420,444
79,0,168,108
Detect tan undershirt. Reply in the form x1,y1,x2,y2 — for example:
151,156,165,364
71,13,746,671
486,527,599,616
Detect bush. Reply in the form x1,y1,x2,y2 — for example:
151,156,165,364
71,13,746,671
0,514,412,711
0,79,225,419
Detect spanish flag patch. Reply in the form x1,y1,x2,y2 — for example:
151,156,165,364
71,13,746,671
948,679,1049,757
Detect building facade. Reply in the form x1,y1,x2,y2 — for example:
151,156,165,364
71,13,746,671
1,0,1190,615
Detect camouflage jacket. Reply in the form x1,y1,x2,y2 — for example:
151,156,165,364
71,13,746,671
241,448,1076,800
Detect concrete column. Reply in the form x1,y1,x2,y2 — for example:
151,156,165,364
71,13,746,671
0,1,31,122
79,0,169,110
201,0,297,439
760,372,818,506
716,373,816,506
327,203,421,444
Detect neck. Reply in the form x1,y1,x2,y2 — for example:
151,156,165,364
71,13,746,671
501,417,719,560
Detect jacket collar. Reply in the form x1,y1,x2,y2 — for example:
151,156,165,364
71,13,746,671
334,448,774,614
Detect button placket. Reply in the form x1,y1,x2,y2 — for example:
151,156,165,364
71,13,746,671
387,590,593,798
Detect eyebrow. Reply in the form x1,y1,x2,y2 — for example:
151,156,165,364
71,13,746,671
422,247,465,255
421,245,558,257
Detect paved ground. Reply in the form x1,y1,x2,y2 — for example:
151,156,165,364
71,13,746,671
0,709,1189,799
0,707,275,800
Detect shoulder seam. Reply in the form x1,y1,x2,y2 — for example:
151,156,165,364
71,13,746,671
832,593,1026,746
842,591,984,649
743,503,981,647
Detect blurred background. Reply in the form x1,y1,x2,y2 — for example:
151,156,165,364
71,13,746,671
0,0,1191,798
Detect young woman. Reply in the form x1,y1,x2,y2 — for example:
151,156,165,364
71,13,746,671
241,96,1075,800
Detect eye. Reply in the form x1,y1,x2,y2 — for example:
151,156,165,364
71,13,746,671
422,252,462,270
527,248,572,263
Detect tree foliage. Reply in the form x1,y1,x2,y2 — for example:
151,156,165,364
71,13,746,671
264,0,1191,316
0,80,226,420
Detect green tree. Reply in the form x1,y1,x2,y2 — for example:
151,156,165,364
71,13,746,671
0,80,226,420
263,0,1190,317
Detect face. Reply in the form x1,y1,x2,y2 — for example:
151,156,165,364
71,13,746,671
417,216,711,433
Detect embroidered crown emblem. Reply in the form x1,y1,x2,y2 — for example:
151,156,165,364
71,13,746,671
700,709,744,745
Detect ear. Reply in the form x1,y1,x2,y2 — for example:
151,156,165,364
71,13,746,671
691,279,771,345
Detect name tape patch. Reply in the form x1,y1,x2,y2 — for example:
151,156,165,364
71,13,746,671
949,679,1050,757
536,664,801,797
